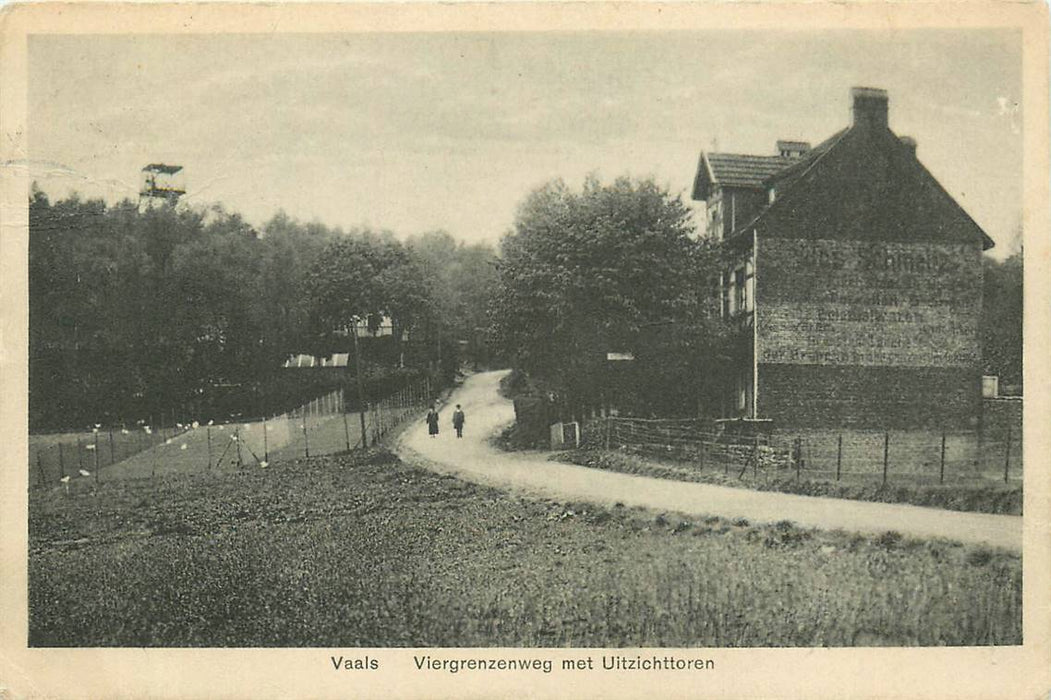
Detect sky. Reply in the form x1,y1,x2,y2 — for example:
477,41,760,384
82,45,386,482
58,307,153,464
28,30,1022,257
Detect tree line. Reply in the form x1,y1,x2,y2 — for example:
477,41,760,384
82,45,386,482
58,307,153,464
28,176,1023,431
28,189,497,431
981,249,1023,392
487,175,1025,421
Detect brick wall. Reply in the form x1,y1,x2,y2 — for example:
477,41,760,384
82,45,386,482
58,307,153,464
754,236,983,432
757,237,982,368
759,364,981,431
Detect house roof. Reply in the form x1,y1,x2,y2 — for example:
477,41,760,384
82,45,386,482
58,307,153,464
143,164,183,175
762,128,849,193
727,124,996,251
691,153,794,200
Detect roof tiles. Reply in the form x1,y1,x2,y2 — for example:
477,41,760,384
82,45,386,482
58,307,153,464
705,153,794,189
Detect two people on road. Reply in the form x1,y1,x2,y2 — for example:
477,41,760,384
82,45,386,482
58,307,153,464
425,403,466,439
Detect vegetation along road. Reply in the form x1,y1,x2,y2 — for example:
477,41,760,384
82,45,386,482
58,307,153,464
397,370,1022,552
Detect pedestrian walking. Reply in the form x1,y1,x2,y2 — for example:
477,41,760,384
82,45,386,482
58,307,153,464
425,405,440,438
451,404,465,438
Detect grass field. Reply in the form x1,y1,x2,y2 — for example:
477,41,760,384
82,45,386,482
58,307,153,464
28,449,1021,647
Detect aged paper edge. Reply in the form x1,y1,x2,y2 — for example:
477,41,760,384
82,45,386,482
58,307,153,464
0,3,1048,699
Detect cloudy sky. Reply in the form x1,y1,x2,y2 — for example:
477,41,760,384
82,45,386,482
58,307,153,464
29,30,1021,256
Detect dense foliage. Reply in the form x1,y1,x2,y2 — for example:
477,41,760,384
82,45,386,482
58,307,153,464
489,176,732,417
981,250,1023,391
28,190,497,430
409,230,500,366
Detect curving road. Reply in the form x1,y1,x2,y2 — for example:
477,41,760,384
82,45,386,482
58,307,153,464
396,370,1023,551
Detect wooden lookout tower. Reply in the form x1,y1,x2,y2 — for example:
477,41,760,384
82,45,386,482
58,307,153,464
139,163,186,211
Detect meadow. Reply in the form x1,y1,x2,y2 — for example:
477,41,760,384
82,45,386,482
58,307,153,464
28,450,1021,647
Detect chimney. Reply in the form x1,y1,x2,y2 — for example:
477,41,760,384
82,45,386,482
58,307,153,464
851,86,889,129
899,135,917,155
777,140,811,158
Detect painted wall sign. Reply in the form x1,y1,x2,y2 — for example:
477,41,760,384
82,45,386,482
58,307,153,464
758,238,981,368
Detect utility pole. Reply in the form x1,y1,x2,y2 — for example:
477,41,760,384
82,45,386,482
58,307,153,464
351,318,369,449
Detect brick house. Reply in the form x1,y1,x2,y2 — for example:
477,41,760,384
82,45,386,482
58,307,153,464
690,87,993,456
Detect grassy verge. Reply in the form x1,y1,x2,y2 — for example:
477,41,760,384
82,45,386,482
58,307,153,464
552,447,1022,516
29,450,1020,647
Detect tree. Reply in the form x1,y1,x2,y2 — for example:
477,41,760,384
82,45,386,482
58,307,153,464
28,189,326,429
981,249,1023,390
408,230,499,367
305,230,433,365
259,211,340,357
489,175,730,417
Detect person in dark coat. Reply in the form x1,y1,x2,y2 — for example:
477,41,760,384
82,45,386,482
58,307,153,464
451,404,465,438
425,406,440,437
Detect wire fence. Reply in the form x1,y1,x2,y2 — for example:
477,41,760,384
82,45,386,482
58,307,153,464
584,416,1022,487
30,377,435,491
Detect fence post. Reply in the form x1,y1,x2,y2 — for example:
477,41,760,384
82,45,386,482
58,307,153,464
361,402,369,450
836,434,843,481
59,442,66,479
752,436,759,479
795,435,801,481
939,430,946,484
302,409,310,458
207,426,213,470
977,402,985,469
92,428,99,483
109,428,116,466
263,417,269,461
235,428,244,468
373,402,381,443
1003,425,1012,484
77,436,84,471
882,431,889,486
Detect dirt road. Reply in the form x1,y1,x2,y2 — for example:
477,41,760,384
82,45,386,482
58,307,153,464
396,370,1023,551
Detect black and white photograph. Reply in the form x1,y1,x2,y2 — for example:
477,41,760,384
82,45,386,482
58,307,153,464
1,3,1048,699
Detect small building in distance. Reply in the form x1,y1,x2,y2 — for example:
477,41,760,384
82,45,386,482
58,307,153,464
691,87,994,471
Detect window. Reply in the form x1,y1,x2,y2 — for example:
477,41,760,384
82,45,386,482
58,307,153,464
734,267,746,313
720,272,730,318
744,260,755,313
